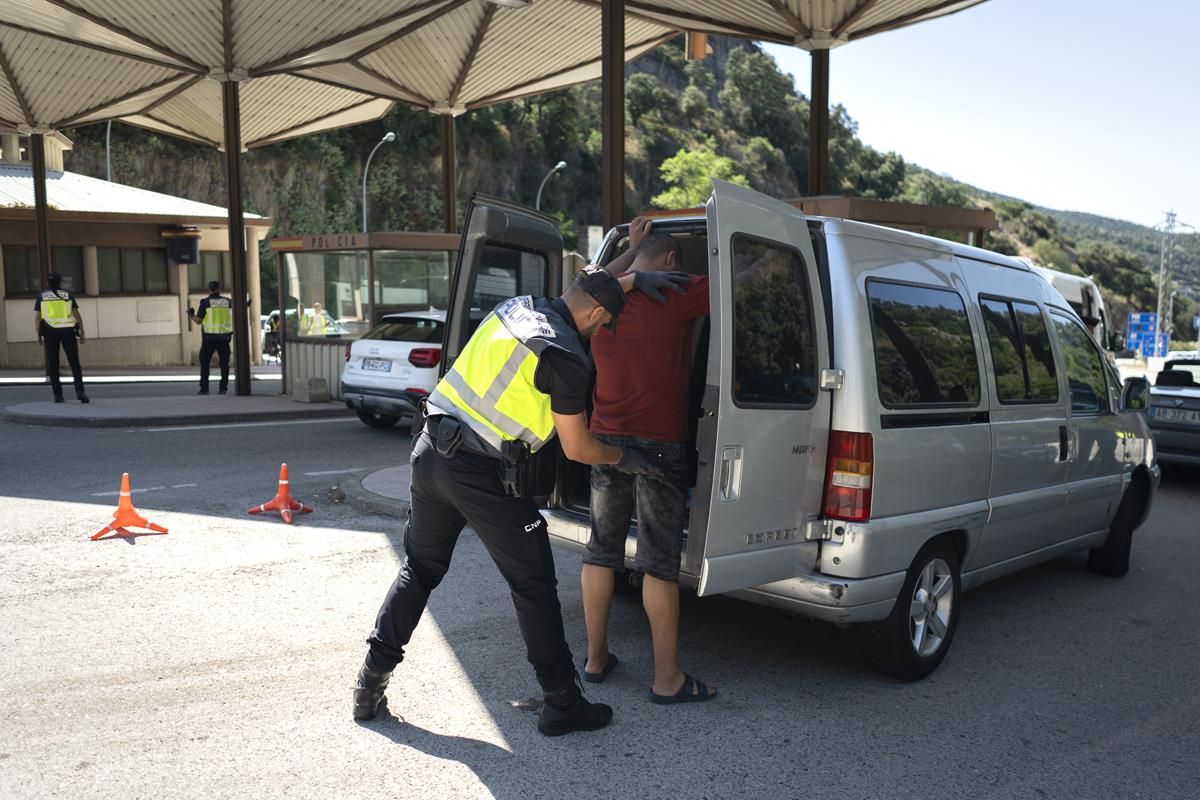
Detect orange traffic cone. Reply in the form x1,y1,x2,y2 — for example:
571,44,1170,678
248,463,313,524
91,473,169,541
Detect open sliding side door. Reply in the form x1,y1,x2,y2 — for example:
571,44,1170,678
691,180,832,596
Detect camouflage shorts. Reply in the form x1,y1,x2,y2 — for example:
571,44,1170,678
583,433,689,582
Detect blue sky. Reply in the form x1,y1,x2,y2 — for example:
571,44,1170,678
762,0,1199,232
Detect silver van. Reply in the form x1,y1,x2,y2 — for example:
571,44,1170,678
442,183,1159,680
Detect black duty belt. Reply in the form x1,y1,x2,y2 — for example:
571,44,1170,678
425,415,532,498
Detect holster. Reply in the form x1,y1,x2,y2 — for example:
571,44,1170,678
500,439,532,498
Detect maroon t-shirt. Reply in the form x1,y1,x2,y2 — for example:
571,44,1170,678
591,275,710,442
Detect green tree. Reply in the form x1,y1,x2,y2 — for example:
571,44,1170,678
652,147,748,209
899,173,972,207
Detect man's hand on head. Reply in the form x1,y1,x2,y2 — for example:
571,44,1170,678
628,216,652,251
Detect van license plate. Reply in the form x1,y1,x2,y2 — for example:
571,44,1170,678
362,358,392,372
1151,407,1200,424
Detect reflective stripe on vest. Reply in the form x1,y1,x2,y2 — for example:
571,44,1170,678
40,292,74,328
203,299,233,335
428,296,588,456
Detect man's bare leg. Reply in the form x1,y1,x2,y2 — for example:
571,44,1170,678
643,574,686,696
581,563,615,674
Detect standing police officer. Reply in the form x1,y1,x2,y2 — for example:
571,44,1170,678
188,281,233,395
34,271,88,404
353,266,689,736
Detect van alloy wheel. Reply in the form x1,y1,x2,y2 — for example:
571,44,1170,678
860,540,961,681
909,558,954,657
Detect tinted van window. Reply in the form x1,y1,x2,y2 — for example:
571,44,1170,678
1051,313,1109,414
980,298,1058,403
363,317,443,344
731,235,817,407
868,280,981,407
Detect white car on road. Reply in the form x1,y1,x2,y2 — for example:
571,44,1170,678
341,311,444,428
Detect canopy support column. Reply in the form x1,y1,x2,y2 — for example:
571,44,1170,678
601,0,624,231
808,48,830,197
30,133,51,285
222,80,252,396
441,115,457,234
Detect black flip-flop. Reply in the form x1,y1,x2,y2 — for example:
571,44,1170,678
648,674,717,705
582,653,619,683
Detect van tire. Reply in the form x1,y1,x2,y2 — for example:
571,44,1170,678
356,409,400,429
862,540,961,681
1086,484,1141,577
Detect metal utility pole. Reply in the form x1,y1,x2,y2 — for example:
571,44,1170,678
1155,212,1195,356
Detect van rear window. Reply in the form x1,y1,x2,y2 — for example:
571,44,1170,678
731,235,817,408
363,318,443,343
867,280,981,408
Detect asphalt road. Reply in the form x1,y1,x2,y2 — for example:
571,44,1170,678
1,384,1198,799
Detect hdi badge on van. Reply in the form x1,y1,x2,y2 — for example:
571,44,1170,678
440,182,1159,681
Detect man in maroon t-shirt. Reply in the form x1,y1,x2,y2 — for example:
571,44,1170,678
582,218,717,704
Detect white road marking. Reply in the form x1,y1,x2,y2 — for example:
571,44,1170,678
134,417,357,433
91,486,166,497
303,468,367,476
171,483,199,488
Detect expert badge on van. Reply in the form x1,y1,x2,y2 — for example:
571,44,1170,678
438,183,1159,681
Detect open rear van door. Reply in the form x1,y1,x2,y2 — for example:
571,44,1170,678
442,195,563,375
692,180,832,596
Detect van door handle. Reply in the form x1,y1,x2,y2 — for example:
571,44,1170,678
718,446,743,502
1058,425,1069,462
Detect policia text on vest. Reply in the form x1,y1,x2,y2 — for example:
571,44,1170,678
353,267,689,736
33,272,89,404
188,281,234,395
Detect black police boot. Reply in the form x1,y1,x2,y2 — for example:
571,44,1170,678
76,390,89,404
352,664,392,721
218,387,228,395
537,676,613,736
197,388,209,395
53,395,64,403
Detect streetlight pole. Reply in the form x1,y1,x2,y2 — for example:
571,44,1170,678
362,132,396,233
535,160,567,211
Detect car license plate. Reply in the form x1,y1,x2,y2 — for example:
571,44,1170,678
1151,406,1200,424
361,358,392,372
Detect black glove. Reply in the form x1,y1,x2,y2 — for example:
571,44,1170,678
614,449,655,475
187,306,195,316
633,271,690,304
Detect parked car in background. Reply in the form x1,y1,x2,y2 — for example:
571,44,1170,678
341,311,444,428
1147,358,1200,465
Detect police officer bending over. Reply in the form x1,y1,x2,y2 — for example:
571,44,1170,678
34,271,88,404
188,281,233,395
354,266,689,736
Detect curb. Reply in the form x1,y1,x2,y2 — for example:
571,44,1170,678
336,473,410,519
0,405,354,428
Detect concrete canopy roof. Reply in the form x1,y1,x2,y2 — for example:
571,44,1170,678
0,1,988,148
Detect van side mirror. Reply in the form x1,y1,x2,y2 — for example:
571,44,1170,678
1122,377,1149,411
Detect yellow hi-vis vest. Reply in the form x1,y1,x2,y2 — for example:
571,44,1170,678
428,296,590,458
39,290,75,328
202,297,233,335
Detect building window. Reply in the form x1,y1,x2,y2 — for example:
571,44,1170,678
868,279,981,408
189,252,234,293
98,247,169,294
2,245,84,294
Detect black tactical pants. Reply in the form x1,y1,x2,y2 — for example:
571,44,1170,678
199,335,231,392
43,327,84,399
367,431,576,692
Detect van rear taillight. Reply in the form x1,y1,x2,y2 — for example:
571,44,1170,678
823,431,873,523
409,348,441,368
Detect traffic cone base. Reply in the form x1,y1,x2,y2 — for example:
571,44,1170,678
248,463,313,524
91,473,169,541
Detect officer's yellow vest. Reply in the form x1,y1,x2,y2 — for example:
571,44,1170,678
203,299,233,335
429,297,587,456
40,291,75,329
